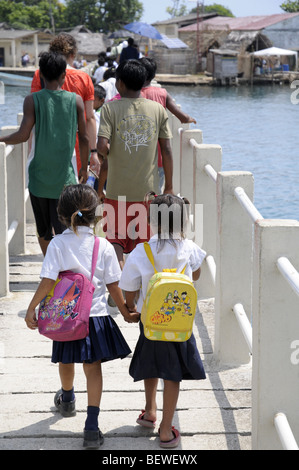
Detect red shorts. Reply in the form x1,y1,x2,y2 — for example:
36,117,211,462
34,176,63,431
103,198,150,254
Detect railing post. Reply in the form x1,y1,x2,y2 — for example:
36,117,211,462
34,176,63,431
214,171,254,365
0,143,9,297
168,114,189,195
1,126,26,255
252,219,299,450
180,129,203,206
193,144,222,299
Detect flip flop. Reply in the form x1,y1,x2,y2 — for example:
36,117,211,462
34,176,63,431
159,426,181,448
136,410,156,428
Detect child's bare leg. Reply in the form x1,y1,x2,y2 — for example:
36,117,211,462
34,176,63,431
83,360,103,407
59,362,75,393
143,377,158,422
159,380,180,442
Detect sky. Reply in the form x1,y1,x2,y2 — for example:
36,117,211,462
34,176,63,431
141,0,286,24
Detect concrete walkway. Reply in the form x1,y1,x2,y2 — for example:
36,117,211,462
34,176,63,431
0,225,252,451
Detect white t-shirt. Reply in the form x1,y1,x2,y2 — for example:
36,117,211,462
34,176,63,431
100,78,118,102
119,235,206,313
93,66,107,84
40,226,121,317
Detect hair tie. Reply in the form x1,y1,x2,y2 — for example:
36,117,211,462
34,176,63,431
77,211,82,217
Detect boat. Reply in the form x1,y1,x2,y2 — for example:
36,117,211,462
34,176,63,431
0,72,32,87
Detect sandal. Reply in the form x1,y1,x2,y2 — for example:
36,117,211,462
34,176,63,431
159,426,181,448
136,410,156,428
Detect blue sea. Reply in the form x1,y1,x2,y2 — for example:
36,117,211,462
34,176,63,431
1,83,298,220
167,83,299,221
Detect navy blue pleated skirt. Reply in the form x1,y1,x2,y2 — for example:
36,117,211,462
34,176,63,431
129,323,206,382
51,315,131,364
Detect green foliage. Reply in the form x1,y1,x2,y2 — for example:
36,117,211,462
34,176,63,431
189,2,234,17
204,3,234,17
65,0,143,33
0,0,67,30
166,0,188,17
280,0,299,12
0,0,143,32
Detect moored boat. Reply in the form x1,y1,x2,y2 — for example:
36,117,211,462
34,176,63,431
0,72,31,87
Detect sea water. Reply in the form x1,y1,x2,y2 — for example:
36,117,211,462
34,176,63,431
166,83,299,220
0,85,28,127
0,83,298,220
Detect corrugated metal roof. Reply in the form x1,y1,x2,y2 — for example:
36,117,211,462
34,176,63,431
0,30,39,40
179,13,299,32
153,13,216,26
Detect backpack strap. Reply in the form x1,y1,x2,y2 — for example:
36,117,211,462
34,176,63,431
144,242,187,274
144,242,157,274
90,236,100,281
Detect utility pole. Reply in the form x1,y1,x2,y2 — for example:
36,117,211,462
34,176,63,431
189,0,204,72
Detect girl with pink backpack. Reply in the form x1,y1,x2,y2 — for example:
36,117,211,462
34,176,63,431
25,184,139,449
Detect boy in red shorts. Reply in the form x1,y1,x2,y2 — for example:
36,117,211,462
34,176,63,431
97,59,173,269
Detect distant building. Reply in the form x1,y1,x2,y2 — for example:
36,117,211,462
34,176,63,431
0,25,53,67
152,13,217,38
178,13,299,66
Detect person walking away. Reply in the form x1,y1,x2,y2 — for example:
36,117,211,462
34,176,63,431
119,193,206,448
30,33,99,179
0,52,89,256
100,67,118,102
97,59,174,272
119,37,139,63
25,184,140,449
93,85,106,134
93,56,107,84
140,57,197,192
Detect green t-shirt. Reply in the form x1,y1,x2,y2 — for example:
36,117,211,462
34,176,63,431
99,97,172,201
29,89,77,199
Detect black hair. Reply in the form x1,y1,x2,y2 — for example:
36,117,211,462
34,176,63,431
115,59,146,91
57,184,99,234
94,84,106,100
39,51,66,82
103,66,116,81
128,37,134,46
146,192,190,251
97,56,106,66
139,57,157,82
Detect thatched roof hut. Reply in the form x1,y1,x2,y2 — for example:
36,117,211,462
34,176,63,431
219,30,272,55
69,25,109,61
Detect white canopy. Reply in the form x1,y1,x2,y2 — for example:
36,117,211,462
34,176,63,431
252,47,297,57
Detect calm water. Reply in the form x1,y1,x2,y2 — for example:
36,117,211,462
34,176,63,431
166,84,299,220
1,83,298,220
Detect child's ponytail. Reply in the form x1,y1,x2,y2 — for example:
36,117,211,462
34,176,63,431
146,192,190,251
58,184,99,234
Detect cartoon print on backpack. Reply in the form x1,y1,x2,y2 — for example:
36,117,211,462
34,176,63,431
150,288,193,326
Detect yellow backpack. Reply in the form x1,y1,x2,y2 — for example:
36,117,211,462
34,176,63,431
141,242,198,342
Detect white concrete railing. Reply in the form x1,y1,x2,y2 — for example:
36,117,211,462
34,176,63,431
167,111,299,451
1,108,299,450
0,118,28,297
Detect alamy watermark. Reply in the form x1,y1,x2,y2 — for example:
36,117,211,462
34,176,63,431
290,80,299,104
290,340,299,365
95,197,204,246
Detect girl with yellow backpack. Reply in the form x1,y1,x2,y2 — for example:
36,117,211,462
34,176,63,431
119,193,206,448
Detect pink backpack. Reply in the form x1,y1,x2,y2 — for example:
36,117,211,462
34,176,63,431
38,237,100,342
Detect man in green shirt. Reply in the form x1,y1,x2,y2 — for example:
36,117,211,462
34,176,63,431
97,59,174,269
0,52,89,255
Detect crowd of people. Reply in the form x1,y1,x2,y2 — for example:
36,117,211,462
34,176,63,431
1,33,205,450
